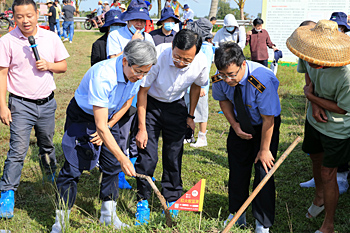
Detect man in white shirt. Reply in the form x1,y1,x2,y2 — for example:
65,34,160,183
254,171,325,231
134,29,208,225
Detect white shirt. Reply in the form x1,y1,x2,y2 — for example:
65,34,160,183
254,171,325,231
184,8,194,20
213,26,246,49
141,47,208,103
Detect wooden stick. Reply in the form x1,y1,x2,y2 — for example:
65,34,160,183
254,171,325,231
198,211,202,231
136,173,174,227
222,136,302,233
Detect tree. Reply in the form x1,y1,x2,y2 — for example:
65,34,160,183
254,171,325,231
233,0,246,20
208,0,219,19
216,0,248,20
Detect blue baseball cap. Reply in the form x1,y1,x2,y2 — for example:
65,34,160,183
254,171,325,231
157,7,180,26
102,9,126,27
184,4,189,9
62,122,101,171
330,12,350,32
119,0,151,21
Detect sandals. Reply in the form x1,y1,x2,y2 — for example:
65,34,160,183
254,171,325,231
306,203,324,219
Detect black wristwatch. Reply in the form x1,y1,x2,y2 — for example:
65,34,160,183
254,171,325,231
187,114,195,119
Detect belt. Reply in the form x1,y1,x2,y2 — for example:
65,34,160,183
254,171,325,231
10,92,54,105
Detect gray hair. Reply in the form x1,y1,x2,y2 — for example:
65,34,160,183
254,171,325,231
123,39,157,67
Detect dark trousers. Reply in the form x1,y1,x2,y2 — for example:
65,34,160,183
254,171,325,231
56,98,121,209
49,22,55,32
253,59,268,67
118,108,137,157
227,116,281,228
135,95,187,202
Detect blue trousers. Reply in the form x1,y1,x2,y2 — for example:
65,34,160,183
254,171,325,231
56,98,121,209
55,19,61,38
62,21,74,42
135,95,187,202
0,95,57,191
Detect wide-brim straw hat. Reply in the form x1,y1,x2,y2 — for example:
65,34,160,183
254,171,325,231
286,20,350,67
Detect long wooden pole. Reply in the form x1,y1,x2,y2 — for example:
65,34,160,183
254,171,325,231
222,136,302,233
136,173,174,227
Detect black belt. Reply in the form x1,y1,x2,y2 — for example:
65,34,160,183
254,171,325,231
10,92,54,105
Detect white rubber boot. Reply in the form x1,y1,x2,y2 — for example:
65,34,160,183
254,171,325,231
190,130,208,148
51,209,71,233
100,201,130,229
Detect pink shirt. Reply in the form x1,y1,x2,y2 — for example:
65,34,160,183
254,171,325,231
0,26,69,99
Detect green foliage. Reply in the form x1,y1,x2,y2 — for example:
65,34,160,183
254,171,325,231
217,0,249,20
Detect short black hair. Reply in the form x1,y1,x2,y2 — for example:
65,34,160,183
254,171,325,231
12,0,37,14
172,29,202,55
214,42,245,70
210,16,217,21
299,20,316,27
253,18,264,26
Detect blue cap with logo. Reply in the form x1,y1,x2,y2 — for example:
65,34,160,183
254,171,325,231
103,9,126,27
330,12,350,32
119,0,151,21
157,7,180,26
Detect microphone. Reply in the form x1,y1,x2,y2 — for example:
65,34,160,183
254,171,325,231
28,36,40,61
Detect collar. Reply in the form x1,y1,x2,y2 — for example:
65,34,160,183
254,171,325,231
16,24,41,40
239,62,249,86
116,56,127,83
160,28,175,37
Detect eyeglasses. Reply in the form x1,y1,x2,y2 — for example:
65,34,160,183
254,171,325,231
172,56,192,66
129,65,149,76
217,66,242,80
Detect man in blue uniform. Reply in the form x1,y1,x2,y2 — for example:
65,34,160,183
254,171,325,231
212,42,281,233
50,39,157,233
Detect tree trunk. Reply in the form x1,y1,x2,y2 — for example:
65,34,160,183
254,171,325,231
208,0,219,19
157,0,161,18
240,6,244,20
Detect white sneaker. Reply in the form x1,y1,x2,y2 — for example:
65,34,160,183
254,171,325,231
62,38,68,42
69,41,72,43
255,219,269,233
190,131,207,148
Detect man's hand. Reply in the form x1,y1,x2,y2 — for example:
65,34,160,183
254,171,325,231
187,117,195,131
0,106,12,126
303,83,314,99
120,156,136,177
311,102,328,123
136,129,148,149
232,123,253,140
200,88,206,97
36,59,51,71
255,149,275,174
90,131,103,146
132,30,144,40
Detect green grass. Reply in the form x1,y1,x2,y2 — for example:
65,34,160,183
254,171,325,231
0,31,349,232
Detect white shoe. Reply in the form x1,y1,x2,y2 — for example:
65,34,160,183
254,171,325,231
223,212,246,227
62,38,68,42
51,209,71,233
100,201,129,229
190,130,207,148
255,219,269,233
69,41,72,43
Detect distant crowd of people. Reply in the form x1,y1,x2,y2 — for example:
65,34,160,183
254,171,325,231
0,0,350,233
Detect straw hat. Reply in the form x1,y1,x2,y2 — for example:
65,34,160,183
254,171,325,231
286,20,350,66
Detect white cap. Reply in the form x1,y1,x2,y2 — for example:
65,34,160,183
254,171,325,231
224,14,238,27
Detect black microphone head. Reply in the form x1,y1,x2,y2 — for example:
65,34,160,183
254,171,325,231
28,36,35,45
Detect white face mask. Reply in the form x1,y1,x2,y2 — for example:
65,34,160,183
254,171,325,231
255,28,262,32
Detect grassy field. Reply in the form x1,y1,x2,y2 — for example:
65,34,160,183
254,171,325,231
0,31,349,233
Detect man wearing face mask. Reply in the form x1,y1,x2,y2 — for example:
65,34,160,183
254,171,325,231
213,14,246,49
134,29,208,225
246,18,278,67
149,7,179,46
91,9,126,66
107,0,155,59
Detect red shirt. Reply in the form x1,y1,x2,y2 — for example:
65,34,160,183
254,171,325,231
246,29,275,61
